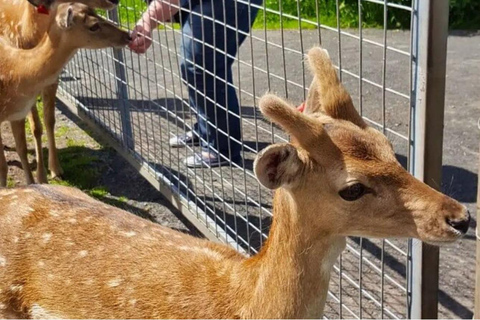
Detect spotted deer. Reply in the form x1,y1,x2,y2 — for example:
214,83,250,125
0,3,131,187
0,0,120,184
0,47,470,319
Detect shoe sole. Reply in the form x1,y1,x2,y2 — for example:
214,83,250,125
184,160,230,168
170,141,201,148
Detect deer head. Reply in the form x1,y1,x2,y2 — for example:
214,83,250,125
54,3,131,49
254,47,470,244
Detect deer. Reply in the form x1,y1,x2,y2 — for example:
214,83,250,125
0,2,131,187
0,47,470,319
0,0,120,185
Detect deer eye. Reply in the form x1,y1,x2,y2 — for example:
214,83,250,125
339,183,367,201
89,23,100,32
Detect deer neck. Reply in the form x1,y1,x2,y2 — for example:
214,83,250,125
15,27,76,90
18,3,56,48
240,188,346,319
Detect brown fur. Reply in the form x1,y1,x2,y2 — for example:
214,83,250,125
0,3,130,187
0,0,120,183
0,46,469,319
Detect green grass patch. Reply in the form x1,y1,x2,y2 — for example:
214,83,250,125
55,126,70,139
48,137,130,206
89,186,110,199
7,176,15,188
112,0,479,31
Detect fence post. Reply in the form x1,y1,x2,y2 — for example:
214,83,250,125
475,138,480,319
408,0,449,318
107,8,133,149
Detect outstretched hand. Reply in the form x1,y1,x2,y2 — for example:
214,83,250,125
128,24,153,54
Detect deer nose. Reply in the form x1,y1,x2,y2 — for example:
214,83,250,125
108,0,119,4
446,210,471,234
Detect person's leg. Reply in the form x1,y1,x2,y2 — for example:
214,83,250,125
178,4,216,153
179,1,229,166
175,11,203,148
179,0,262,167
218,0,262,160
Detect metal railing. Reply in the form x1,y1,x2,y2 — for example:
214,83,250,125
57,0,449,318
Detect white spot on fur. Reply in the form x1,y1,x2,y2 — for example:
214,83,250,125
199,248,223,260
42,233,52,243
178,246,222,260
129,299,137,306
10,285,23,292
122,231,136,237
0,190,15,196
49,210,60,217
78,250,88,258
10,195,18,199
142,235,155,241
68,218,77,224
38,261,45,267
0,302,5,310
24,232,31,239
108,278,123,287
30,304,60,319
13,237,19,243
0,256,6,267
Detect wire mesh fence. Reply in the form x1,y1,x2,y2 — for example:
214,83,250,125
57,0,438,318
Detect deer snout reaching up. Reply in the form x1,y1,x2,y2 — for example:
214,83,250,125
55,3,131,49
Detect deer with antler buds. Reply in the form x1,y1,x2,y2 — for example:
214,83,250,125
0,47,470,319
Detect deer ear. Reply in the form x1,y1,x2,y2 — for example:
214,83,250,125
254,144,304,190
58,5,74,29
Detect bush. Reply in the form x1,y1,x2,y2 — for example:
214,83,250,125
449,0,480,29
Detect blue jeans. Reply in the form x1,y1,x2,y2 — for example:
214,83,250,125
179,0,262,161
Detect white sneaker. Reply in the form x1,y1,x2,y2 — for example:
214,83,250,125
169,131,200,148
183,151,230,168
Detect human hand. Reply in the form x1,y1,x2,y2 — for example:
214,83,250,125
128,24,153,54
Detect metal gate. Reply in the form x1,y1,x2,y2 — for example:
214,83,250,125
56,0,449,318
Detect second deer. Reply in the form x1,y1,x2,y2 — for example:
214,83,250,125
0,3,131,187
0,0,120,184
0,47,470,318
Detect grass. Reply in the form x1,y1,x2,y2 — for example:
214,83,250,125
7,176,15,188
113,0,479,31
20,100,131,206
114,0,407,30
113,0,364,30
49,143,130,205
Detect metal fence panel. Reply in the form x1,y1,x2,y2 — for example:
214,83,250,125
56,0,448,318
